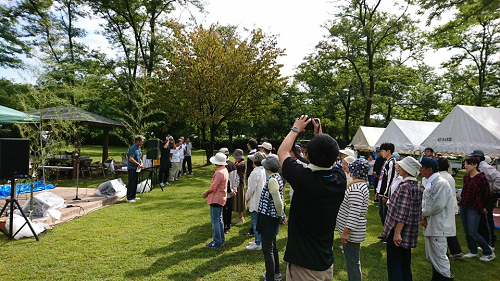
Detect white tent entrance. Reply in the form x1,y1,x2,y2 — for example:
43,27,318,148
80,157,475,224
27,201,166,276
420,105,500,157
351,126,385,151
374,119,440,154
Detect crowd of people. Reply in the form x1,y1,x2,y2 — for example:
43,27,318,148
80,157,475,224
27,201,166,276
127,115,500,280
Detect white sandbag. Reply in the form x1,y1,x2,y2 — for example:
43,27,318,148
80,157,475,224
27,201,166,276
5,214,49,239
21,192,65,219
137,179,151,193
96,178,127,198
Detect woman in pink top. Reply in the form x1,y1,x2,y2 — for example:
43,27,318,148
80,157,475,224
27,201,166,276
203,152,229,248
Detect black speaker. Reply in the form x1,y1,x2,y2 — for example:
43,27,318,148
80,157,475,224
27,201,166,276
145,139,160,149
0,138,30,179
146,149,159,159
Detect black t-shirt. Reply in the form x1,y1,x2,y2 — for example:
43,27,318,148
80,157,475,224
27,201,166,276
282,157,347,271
373,156,385,176
160,141,171,163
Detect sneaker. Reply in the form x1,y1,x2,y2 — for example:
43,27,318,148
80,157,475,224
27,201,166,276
248,241,256,246
479,253,496,261
449,252,465,260
165,182,171,185
244,231,255,237
189,172,193,175
206,241,221,248
381,238,387,244
464,252,479,258
134,197,140,200
262,273,282,281
127,199,136,203
478,246,495,252
246,243,262,250
231,218,245,224
184,173,187,175
159,182,165,187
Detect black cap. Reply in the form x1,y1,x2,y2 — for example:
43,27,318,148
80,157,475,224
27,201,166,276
467,150,484,157
420,157,439,170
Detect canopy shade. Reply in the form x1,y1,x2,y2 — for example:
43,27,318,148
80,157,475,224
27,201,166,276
28,105,124,128
351,126,385,151
420,105,500,157
374,119,440,154
0,105,40,124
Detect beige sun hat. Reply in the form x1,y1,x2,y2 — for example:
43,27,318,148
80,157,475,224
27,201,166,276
397,156,421,177
210,152,228,166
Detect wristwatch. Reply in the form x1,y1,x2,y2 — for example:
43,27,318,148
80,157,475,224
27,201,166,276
291,126,300,133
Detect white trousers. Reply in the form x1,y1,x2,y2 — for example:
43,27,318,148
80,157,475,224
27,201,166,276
425,236,452,278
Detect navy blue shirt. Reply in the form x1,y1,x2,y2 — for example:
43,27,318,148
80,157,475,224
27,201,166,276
127,143,142,170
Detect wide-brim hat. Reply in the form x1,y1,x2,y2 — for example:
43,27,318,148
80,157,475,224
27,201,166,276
262,154,280,170
344,156,356,164
232,149,244,160
249,151,266,163
397,156,421,177
210,152,228,166
339,149,355,158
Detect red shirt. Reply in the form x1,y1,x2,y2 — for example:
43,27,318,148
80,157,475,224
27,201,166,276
460,172,489,213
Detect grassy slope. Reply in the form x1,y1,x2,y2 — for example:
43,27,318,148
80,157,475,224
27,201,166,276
1,148,499,280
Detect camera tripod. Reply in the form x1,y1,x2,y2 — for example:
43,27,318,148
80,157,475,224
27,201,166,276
0,180,39,240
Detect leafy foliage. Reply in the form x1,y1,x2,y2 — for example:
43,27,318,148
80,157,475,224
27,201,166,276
159,22,287,162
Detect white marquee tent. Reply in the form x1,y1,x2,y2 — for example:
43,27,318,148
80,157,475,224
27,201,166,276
351,126,385,151
420,105,500,157
374,119,440,154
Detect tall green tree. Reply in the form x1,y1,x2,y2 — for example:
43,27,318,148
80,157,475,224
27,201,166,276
0,4,29,68
160,22,287,162
429,9,500,106
323,0,425,126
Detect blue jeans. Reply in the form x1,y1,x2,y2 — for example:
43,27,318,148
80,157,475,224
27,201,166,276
250,211,261,246
459,205,492,255
343,242,362,281
210,205,225,247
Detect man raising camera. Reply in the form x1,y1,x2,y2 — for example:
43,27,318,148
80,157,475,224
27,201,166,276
277,115,347,280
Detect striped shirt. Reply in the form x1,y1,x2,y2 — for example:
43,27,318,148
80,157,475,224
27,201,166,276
382,178,423,249
335,181,369,243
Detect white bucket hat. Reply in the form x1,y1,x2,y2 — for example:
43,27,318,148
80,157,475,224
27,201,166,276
339,149,355,158
210,152,228,166
397,156,421,177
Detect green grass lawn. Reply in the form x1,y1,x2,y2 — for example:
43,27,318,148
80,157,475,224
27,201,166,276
1,147,499,280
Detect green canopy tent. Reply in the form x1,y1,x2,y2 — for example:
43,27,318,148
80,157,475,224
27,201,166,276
0,105,40,124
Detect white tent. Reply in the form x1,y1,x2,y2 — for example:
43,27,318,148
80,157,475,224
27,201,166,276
420,105,500,157
374,119,440,154
351,126,385,151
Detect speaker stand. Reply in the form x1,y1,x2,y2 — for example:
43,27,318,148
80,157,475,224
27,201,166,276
0,180,40,241
146,166,160,191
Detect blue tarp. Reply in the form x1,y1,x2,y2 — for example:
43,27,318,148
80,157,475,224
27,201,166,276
0,181,55,198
